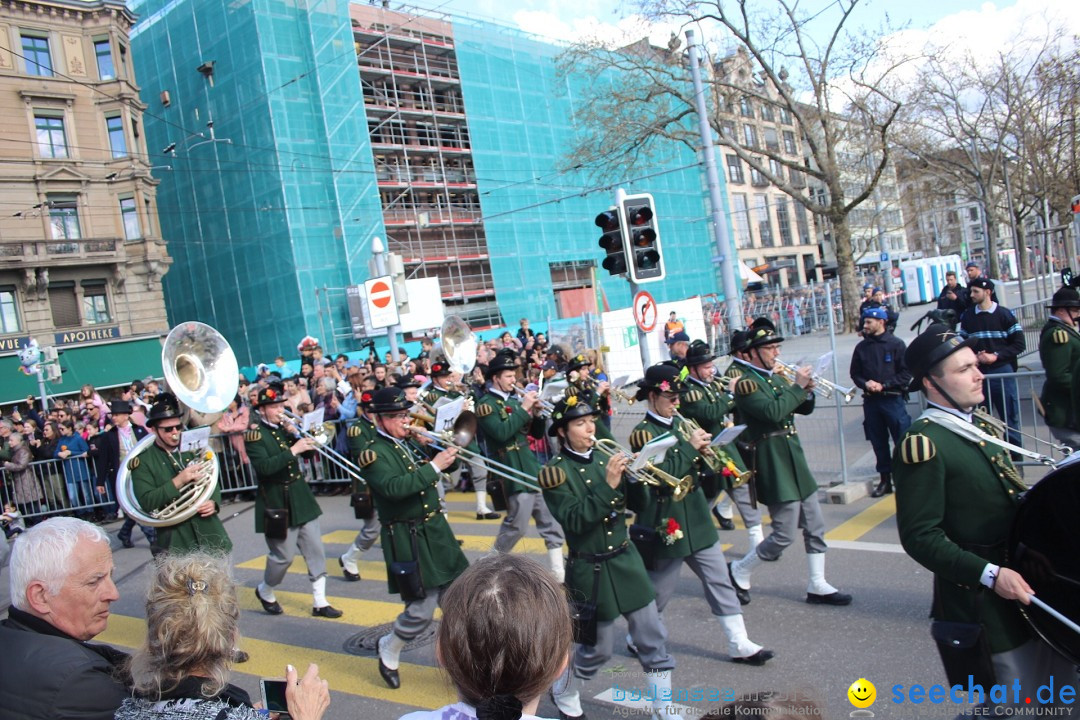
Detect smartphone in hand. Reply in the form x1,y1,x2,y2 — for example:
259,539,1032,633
260,678,291,719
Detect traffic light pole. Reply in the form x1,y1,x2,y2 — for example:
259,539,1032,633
618,188,656,369
370,236,400,362
686,29,742,335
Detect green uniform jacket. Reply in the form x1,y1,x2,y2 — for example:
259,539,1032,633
539,449,654,621
732,366,817,505
680,377,748,473
564,378,614,442
129,442,232,553
1038,319,1080,429
626,414,718,560
245,419,322,533
893,413,1031,653
359,432,469,597
475,390,541,496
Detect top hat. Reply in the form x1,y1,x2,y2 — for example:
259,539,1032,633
108,400,133,415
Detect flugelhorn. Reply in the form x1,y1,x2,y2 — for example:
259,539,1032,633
570,371,637,405
115,322,237,527
773,361,857,403
672,412,752,489
591,436,693,501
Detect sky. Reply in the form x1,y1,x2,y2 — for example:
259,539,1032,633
401,0,1080,56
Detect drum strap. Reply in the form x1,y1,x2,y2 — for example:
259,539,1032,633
918,409,1051,466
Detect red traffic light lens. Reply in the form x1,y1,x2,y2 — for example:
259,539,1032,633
595,210,620,231
632,228,657,247
627,206,653,226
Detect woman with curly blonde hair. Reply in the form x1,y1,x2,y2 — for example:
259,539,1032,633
116,552,329,720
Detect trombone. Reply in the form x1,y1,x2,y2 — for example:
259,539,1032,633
590,436,693,501
773,361,857,403
409,411,543,492
281,408,368,483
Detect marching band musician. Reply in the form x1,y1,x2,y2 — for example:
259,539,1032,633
727,321,852,607
423,360,500,519
679,339,764,567
564,353,614,441
128,393,231,555
354,387,469,691
1039,285,1080,448
246,385,343,620
708,327,754,532
895,325,1076,709
626,363,773,666
338,389,380,582
539,397,679,720
475,349,566,582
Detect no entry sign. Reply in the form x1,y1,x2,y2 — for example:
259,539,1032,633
365,276,399,328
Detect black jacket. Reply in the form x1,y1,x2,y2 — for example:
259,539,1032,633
0,607,130,720
936,284,969,314
850,331,911,395
92,423,148,486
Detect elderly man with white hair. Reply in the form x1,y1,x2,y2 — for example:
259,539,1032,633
0,516,130,719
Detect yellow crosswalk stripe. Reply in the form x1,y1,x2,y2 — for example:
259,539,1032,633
239,586,440,625
236,556,391,582
320,530,550,554
97,614,455,708
825,494,896,542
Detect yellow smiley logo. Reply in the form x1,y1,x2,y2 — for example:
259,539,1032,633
847,678,876,709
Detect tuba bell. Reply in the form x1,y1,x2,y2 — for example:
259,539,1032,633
114,322,239,527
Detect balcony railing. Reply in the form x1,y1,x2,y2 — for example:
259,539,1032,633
0,236,125,264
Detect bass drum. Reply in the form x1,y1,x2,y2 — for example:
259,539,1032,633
1007,456,1080,665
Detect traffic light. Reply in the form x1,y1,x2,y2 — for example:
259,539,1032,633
622,193,665,283
596,207,627,276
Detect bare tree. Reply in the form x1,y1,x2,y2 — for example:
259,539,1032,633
559,0,904,331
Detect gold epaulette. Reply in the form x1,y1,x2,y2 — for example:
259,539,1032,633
725,366,744,379
899,434,936,464
538,466,567,489
476,403,494,417
683,389,704,403
565,385,581,397
127,456,140,471
245,429,261,443
347,425,363,438
356,449,377,467
1052,328,1069,345
735,378,758,396
629,429,653,453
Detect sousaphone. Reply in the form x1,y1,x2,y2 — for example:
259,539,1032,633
115,322,239,527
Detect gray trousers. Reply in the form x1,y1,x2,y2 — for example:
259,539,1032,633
729,483,762,525
649,541,742,617
755,495,828,561
1049,425,1080,449
392,583,450,641
493,491,564,552
264,518,328,585
989,638,1078,711
350,515,380,552
575,600,675,679
447,454,489,493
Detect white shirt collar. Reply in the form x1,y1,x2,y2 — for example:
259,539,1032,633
735,357,773,377
646,410,673,427
928,401,973,423
564,446,594,461
974,301,998,315
488,385,509,400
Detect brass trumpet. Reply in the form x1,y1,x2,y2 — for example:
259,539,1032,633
591,436,692,502
772,361,857,403
571,371,637,405
670,412,751,489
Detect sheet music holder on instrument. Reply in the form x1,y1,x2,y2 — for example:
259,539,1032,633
631,433,678,471
711,424,746,448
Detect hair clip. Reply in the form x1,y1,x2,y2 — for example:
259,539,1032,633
187,579,209,596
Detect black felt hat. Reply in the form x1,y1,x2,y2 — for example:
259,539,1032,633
369,387,411,414
547,397,601,436
1048,286,1080,310
744,320,784,350
684,340,715,367
146,392,183,426
487,349,519,375
905,324,978,391
635,363,686,401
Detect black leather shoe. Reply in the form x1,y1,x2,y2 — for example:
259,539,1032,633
338,557,360,582
378,658,401,689
712,506,736,530
727,562,751,605
626,639,638,656
476,511,501,520
732,648,775,666
312,605,343,618
806,591,853,606
231,649,250,664
255,587,283,615
870,473,893,498
119,536,134,549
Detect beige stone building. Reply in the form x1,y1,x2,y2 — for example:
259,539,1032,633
0,0,171,403
714,47,818,288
